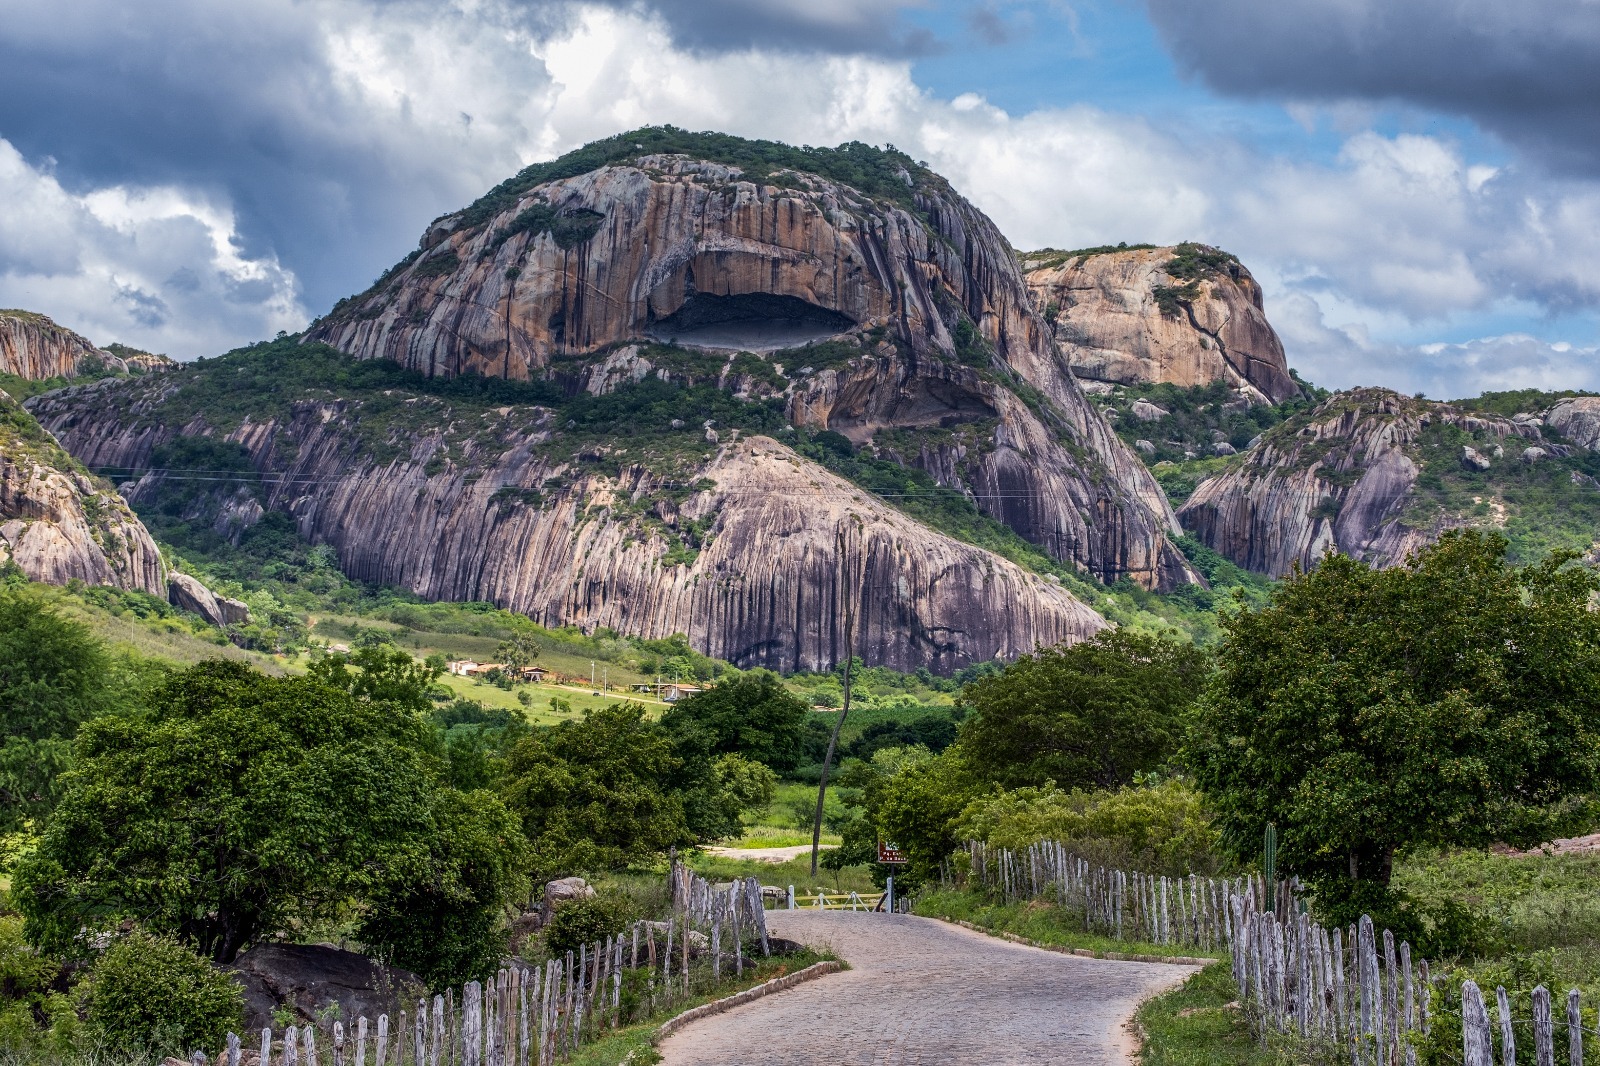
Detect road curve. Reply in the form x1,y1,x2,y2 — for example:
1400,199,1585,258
656,910,1202,1066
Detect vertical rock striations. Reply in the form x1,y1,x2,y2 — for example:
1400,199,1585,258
0,387,167,593
1178,388,1544,576
306,135,1194,591
1022,244,1299,404
0,310,175,380
31,370,1104,672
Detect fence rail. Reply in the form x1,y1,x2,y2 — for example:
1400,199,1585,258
968,840,1593,1066
189,870,773,1066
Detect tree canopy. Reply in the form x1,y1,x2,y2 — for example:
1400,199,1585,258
1188,531,1600,912
13,659,523,981
0,592,125,835
958,630,1209,790
659,671,809,773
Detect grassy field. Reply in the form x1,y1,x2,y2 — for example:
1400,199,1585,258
722,781,845,849
33,584,290,674
685,850,877,897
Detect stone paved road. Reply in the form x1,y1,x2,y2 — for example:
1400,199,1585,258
656,911,1201,1066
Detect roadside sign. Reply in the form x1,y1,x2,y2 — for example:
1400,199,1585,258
877,840,907,864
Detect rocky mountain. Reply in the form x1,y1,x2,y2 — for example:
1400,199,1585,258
0,385,167,593
30,341,1103,672
305,129,1196,595
1177,387,1600,576
0,310,173,381
1022,244,1299,405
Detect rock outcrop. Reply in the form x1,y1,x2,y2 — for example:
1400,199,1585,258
0,388,167,593
0,311,173,381
1178,389,1542,576
33,363,1106,672
1545,396,1600,450
228,944,425,1033
305,135,1194,592
1,311,108,380
168,571,252,627
1022,245,1299,404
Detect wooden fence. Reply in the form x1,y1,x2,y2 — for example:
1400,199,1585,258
967,839,1294,950
971,840,1598,1066
189,871,772,1066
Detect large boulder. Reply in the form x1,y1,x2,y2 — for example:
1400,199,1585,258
539,877,596,925
1024,244,1301,404
168,571,252,627
1546,397,1600,450
226,944,425,1033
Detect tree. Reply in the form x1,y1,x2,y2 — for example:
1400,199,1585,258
958,630,1209,790
11,660,516,967
874,747,982,889
659,671,808,773
1188,531,1600,913
356,788,529,986
308,644,441,713
501,703,694,877
494,632,540,676
0,592,121,835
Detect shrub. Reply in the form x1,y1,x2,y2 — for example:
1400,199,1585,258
542,894,629,959
955,778,1225,877
81,932,243,1055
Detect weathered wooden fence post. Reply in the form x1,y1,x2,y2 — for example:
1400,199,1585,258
1464,981,1495,1066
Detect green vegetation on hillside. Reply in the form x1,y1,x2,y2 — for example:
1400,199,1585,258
1019,242,1159,271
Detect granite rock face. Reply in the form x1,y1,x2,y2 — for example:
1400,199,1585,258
1546,397,1600,450
227,944,425,1033
1178,389,1540,576
0,311,173,380
1022,246,1299,404
0,388,167,593
32,380,1107,673
306,151,1194,592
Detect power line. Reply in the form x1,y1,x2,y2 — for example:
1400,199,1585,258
88,464,1084,501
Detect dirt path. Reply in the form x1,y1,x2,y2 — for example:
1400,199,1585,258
700,844,837,863
656,911,1202,1065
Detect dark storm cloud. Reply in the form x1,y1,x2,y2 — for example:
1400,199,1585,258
0,0,551,321
583,0,937,55
1142,0,1600,174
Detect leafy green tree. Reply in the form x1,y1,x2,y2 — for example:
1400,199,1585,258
494,632,540,676
1188,531,1600,915
80,931,243,1054
542,892,630,958
0,592,120,835
958,630,1209,790
307,644,441,713
659,671,808,772
11,660,497,965
501,703,694,877
873,747,983,889
357,789,529,986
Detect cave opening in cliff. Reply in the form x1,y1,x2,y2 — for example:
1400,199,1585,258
646,292,855,351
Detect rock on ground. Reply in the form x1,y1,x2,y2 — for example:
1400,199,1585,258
227,944,425,1033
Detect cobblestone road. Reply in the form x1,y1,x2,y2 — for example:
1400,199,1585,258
656,911,1201,1065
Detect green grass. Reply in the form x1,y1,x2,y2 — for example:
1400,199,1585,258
912,888,1226,960
562,948,837,1066
1134,962,1278,1066
684,851,877,897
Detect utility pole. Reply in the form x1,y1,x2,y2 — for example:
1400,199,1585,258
812,527,857,878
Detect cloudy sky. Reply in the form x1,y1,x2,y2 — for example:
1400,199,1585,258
1,0,1596,398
